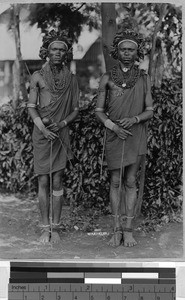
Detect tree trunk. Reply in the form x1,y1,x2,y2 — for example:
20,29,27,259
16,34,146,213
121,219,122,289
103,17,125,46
12,4,28,109
136,4,168,216
148,3,168,80
101,3,117,71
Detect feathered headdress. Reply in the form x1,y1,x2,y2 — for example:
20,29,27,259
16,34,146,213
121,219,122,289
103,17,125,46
39,29,73,62
110,18,145,60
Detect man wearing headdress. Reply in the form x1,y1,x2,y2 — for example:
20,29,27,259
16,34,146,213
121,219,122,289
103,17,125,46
27,30,79,243
96,23,153,247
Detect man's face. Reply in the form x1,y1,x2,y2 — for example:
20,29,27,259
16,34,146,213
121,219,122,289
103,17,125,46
48,42,67,65
118,41,138,64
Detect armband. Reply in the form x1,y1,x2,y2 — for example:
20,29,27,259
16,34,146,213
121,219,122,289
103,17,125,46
53,189,64,197
145,106,154,111
33,117,45,131
104,119,116,131
27,103,37,108
95,108,105,112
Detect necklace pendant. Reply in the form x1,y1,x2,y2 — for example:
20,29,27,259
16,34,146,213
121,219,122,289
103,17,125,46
122,83,126,88
123,67,129,72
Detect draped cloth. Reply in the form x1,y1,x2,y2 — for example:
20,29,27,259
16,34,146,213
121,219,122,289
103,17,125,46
105,73,151,170
31,63,79,175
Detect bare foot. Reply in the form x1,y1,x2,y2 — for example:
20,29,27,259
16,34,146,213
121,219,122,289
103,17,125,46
39,231,50,244
108,227,123,247
123,231,137,247
50,231,61,244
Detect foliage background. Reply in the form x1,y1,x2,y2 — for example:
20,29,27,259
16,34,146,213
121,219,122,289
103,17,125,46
0,77,182,226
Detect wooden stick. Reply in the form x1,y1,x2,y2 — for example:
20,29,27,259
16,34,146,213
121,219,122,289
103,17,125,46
49,140,53,236
113,140,125,245
135,154,146,216
118,140,125,211
100,128,107,180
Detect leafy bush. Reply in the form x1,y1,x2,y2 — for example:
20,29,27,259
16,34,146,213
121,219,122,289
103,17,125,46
0,102,36,192
64,100,110,214
143,78,182,218
0,78,182,220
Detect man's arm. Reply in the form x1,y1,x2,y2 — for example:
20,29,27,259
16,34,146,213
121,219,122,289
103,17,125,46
95,73,132,140
58,109,79,128
136,74,154,122
95,73,109,124
27,73,57,140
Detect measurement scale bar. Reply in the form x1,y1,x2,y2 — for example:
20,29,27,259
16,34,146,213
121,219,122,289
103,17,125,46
48,273,84,278
8,263,176,300
85,278,122,284
122,273,158,278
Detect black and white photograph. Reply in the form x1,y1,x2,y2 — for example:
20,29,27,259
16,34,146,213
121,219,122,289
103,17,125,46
0,1,183,260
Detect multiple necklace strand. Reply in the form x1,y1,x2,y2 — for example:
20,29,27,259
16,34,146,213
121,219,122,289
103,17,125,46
40,62,72,101
111,64,142,95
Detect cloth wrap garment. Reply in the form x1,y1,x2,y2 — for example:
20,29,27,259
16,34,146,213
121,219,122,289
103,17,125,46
30,62,79,175
105,69,152,170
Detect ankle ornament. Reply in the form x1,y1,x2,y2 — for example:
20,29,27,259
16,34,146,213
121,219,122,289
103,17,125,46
113,226,123,233
52,223,61,230
123,227,133,232
39,224,50,232
125,215,135,219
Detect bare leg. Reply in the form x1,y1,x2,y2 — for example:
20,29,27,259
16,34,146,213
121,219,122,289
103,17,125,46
38,174,50,243
108,169,124,247
123,156,141,247
50,169,64,243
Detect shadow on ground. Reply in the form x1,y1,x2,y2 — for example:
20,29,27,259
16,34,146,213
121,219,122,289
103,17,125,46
0,193,183,260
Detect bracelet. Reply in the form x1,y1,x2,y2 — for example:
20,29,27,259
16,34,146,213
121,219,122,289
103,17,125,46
104,119,116,131
95,107,105,112
63,120,67,126
134,116,140,123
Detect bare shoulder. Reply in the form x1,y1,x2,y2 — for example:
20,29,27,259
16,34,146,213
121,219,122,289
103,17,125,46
31,70,42,83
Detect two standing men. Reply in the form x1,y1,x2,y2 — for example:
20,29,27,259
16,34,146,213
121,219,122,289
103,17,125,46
28,27,153,246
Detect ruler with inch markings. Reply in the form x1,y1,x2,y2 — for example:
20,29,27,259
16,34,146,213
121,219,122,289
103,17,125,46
8,263,176,300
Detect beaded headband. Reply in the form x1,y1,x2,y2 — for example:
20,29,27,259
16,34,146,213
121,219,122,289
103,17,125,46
48,40,68,50
118,39,138,47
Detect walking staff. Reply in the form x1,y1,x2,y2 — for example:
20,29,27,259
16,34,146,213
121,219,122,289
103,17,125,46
96,20,154,247
27,30,80,243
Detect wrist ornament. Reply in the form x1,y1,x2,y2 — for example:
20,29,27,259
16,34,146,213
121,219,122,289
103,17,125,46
33,117,45,131
95,107,104,112
104,119,116,131
63,120,67,126
134,116,140,123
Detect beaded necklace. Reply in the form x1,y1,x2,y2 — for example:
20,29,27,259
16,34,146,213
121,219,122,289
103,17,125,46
40,62,72,101
111,64,141,94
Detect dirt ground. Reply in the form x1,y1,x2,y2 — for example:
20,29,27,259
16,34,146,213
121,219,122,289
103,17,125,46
0,193,183,260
